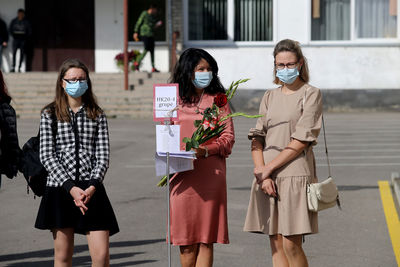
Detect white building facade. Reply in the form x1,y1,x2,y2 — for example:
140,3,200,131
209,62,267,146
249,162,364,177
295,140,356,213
182,0,400,92
1,0,399,94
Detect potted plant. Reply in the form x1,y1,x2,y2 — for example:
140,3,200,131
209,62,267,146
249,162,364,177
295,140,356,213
114,50,141,71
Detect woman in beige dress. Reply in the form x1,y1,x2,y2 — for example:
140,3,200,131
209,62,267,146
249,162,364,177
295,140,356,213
244,39,323,267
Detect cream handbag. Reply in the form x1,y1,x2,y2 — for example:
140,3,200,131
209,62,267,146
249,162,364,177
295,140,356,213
307,177,339,212
306,115,340,212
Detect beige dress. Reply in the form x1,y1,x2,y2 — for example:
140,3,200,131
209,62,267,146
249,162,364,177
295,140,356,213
243,84,322,236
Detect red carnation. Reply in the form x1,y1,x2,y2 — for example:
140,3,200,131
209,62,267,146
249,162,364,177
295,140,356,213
214,93,228,108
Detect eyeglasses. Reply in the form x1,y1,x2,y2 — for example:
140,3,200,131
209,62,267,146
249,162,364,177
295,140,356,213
63,78,87,84
275,62,298,70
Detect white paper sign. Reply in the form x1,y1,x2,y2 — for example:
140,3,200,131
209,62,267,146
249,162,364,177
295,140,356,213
155,152,196,176
156,125,181,153
153,84,179,121
157,151,196,159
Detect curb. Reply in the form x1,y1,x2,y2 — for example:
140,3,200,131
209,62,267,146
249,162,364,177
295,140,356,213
392,172,400,209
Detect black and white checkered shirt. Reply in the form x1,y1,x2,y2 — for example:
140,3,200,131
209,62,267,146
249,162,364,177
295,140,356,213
39,105,110,192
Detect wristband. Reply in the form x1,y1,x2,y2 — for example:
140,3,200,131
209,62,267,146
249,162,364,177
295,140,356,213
204,146,209,158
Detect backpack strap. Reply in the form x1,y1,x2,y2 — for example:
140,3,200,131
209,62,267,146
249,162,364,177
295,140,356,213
37,106,58,140
49,107,58,140
71,112,80,181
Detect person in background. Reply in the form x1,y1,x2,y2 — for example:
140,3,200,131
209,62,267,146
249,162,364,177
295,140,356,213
133,4,162,73
9,9,31,73
244,39,323,267
35,58,119,266
169,48,235,267
0,18,8,71
0,70,21,184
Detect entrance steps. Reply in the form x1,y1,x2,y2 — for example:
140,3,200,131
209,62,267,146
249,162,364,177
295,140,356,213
3,72,171,118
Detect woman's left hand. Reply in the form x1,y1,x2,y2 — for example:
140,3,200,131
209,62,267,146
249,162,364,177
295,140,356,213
260,178,277,197
83,185,96,205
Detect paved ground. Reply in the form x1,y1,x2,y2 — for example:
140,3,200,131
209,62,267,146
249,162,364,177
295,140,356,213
0,113,399,266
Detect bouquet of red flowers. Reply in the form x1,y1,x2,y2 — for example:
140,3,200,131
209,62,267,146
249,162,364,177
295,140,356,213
157,79,261,186
182,79,261,151
114,50,141,71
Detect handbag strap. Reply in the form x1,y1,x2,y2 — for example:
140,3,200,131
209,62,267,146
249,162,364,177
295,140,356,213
321,115,331,177
302,86,331,177
303,87,340,208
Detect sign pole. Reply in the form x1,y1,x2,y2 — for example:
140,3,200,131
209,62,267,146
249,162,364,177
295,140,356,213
123,0,129,90
165,119,172,267
153,83,179,267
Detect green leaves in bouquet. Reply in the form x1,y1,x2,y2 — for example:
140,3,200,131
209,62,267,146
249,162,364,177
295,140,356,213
157,175,168,187
220,112,262,123
194,120,202,127
200,123,226,143
192,140,200,149
226,79,250,101
157,174,174,187
183,137,192,151
183,137,199,151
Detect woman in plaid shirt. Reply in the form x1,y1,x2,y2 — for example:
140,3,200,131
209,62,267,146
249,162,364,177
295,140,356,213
35,58,119,267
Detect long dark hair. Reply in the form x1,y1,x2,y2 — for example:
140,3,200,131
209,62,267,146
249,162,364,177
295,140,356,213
0,70,11,104
273,39,310,85
170,48,225,104
42,58,102,122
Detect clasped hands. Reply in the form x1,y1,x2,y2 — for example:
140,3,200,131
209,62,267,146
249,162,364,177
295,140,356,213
254,164,277,197
70,185,96,215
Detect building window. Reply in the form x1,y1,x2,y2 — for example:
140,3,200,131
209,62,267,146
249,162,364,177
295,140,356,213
311,0,398,40
129,0,166,42
311,0,351,40
234,0,273,41
189,0,228,40
355,0,397,38
188,0,273,41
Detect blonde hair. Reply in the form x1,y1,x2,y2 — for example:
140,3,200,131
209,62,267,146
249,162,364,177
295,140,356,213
273,39,309,85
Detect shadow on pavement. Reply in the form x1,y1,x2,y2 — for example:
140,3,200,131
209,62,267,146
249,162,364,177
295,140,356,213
0,239,163,266
230,187,252,191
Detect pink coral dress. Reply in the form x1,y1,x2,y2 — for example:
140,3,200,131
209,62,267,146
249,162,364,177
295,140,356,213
169,93,235,246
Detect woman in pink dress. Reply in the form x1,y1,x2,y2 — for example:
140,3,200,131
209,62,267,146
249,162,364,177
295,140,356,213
169,48,235,267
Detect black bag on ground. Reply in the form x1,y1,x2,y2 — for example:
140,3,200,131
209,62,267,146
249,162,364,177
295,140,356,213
21,110,57,197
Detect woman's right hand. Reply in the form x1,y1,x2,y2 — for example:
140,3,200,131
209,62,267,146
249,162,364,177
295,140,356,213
260,178,277,197
70,186,88,215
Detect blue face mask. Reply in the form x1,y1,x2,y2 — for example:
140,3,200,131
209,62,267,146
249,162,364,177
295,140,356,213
64,80,88,98
276,67,299,84
192,72,212,89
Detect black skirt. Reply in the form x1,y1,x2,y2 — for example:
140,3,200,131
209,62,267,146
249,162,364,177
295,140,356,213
35,180,119,236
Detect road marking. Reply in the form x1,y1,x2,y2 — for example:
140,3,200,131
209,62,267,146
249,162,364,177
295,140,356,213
378,181,400,265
